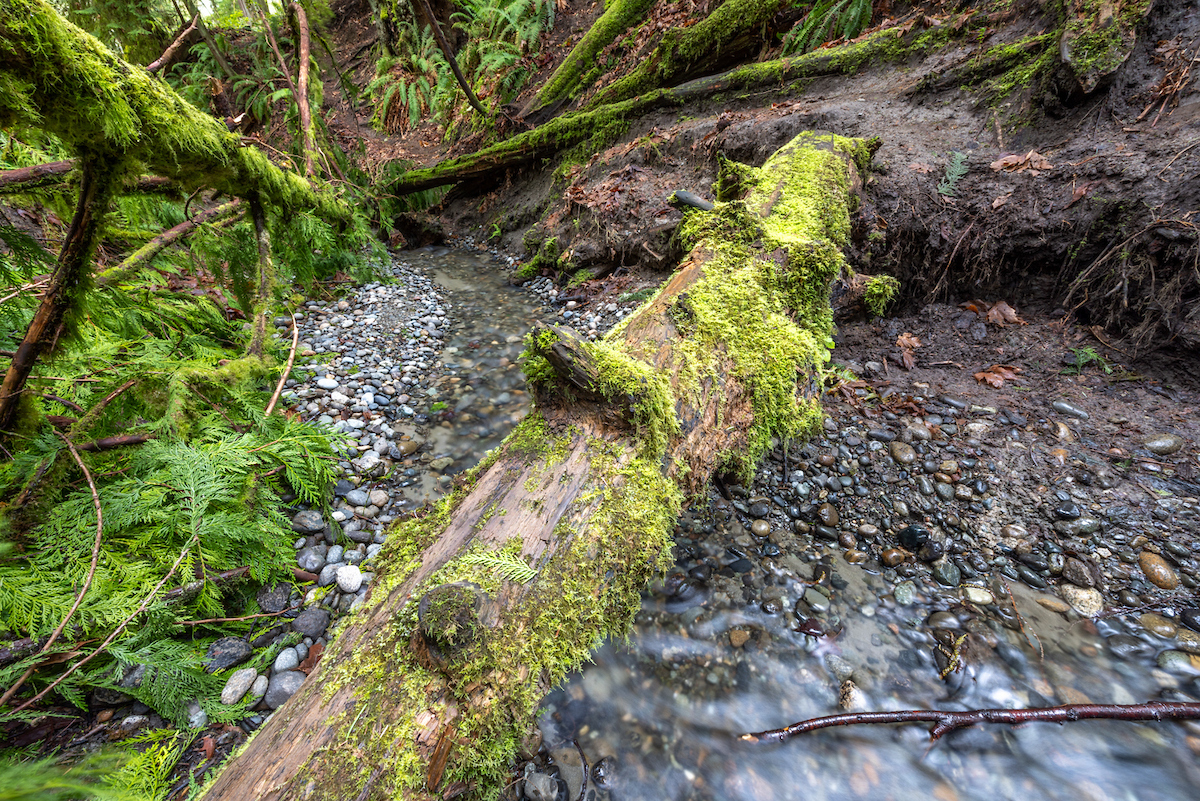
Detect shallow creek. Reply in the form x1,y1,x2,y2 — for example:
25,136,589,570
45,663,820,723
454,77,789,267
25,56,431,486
374,249,1199,801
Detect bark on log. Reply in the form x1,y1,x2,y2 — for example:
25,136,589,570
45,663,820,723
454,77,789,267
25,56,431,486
202,131,875,800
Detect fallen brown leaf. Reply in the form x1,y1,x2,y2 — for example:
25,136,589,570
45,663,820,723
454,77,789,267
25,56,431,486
990,150,1053,173
297,641,324,675
986,300,1026,326
974,364,1022,387
909,162,936,174
199,735,215,760
992,192,1012,209
896,333,921,371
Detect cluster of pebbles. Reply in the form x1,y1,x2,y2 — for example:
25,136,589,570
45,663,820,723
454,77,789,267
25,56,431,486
533,358,1198,800
203,245,646,728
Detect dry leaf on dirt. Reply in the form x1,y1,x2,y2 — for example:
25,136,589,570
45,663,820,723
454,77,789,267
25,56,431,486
199,735,216,760
297,641,324,675
986,300,1026,326
974,364,1022,387
992,192,1012,209
896,332,921,370
990,150,1054,174
909,162,936,174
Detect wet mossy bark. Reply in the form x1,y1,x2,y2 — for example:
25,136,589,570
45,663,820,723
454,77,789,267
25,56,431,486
202,131,872,801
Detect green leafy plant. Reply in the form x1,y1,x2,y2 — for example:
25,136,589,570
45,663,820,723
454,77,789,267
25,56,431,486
1061,346,1113,375
430,401,449,412
863,274,900,317
460,548,536,584
782,0,873,55
937,151,969,196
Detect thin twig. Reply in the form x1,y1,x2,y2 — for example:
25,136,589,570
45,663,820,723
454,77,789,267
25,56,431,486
740,701,1200,743
572,739,589,801
177,604,300,626
265,312,298,416
0,437,104,708
10,534,199,714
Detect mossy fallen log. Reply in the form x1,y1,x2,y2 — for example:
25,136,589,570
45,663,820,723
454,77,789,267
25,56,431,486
388,24,925,195
202,130,875,801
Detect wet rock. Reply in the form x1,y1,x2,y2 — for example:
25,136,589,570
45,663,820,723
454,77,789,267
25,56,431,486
750,519,771,538
1107,634,1154,660
1060,585,1103,616
889,441,917,465
205,637,252,673
1139,613,1177,638
932,559,960,587
1062,558,1094,588
963,587,993,605
748,499,770,518
898,525,929,550
894,581,917,606
1052,400,1089,420
918,540,945,562
1015,564,1047,588
1054,501,1081,520
264,670,306,708
1157,650,1200,677
291,510,325,533
816,502,839,526
803,587,830,613
1180,608,1200,632
221,668,258,705
1143,433,1184,455
1139,551,1179,589
881,548,905,567
292,608,330,639
591,756,617,791
729,629,750,648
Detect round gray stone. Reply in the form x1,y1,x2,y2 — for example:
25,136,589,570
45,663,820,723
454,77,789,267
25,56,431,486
273,647,301,673
220,668,258,705
292,608,330,639
291,510,326,533
264,670,306,708
336,565,363,593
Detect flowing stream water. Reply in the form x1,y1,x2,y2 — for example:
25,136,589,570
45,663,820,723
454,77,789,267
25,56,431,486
397,250,1200,801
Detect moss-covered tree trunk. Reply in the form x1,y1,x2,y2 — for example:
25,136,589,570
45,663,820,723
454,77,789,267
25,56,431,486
202,131,874,801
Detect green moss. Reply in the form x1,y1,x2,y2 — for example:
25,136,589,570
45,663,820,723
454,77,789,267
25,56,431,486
864,274,900,317
534,0,655,107
0,0,351,225
670,132,871,474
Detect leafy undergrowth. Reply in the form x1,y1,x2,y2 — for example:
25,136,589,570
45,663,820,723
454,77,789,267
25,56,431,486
0,126,371,791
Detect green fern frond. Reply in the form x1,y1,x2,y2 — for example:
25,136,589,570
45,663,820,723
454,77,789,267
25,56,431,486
460,549,536,584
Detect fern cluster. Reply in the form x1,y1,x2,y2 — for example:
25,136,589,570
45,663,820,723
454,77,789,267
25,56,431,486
782,0,874,55
369,0,555,136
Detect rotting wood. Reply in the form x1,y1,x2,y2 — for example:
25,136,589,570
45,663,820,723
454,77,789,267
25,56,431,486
202,130,873,801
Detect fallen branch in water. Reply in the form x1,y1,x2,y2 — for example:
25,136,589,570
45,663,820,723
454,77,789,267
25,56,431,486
739,701,1200,743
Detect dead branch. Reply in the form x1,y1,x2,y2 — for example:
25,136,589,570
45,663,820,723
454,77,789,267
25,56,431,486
287,2,317,177
75,433,154,452
95,200,242,286
264,312,298,416
147,14,199,74
414,0,489,117
739,701,1200,744
9,533,199,714
0,436,103,708
178,604,301,626
0,160,73,192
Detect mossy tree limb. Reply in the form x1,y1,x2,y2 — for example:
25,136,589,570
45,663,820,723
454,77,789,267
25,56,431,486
0,153,120,433
584,0,794,109
0,0,352,224
94,199,243,287
202,131,871,801
523,0,655,119
388,25,921,195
